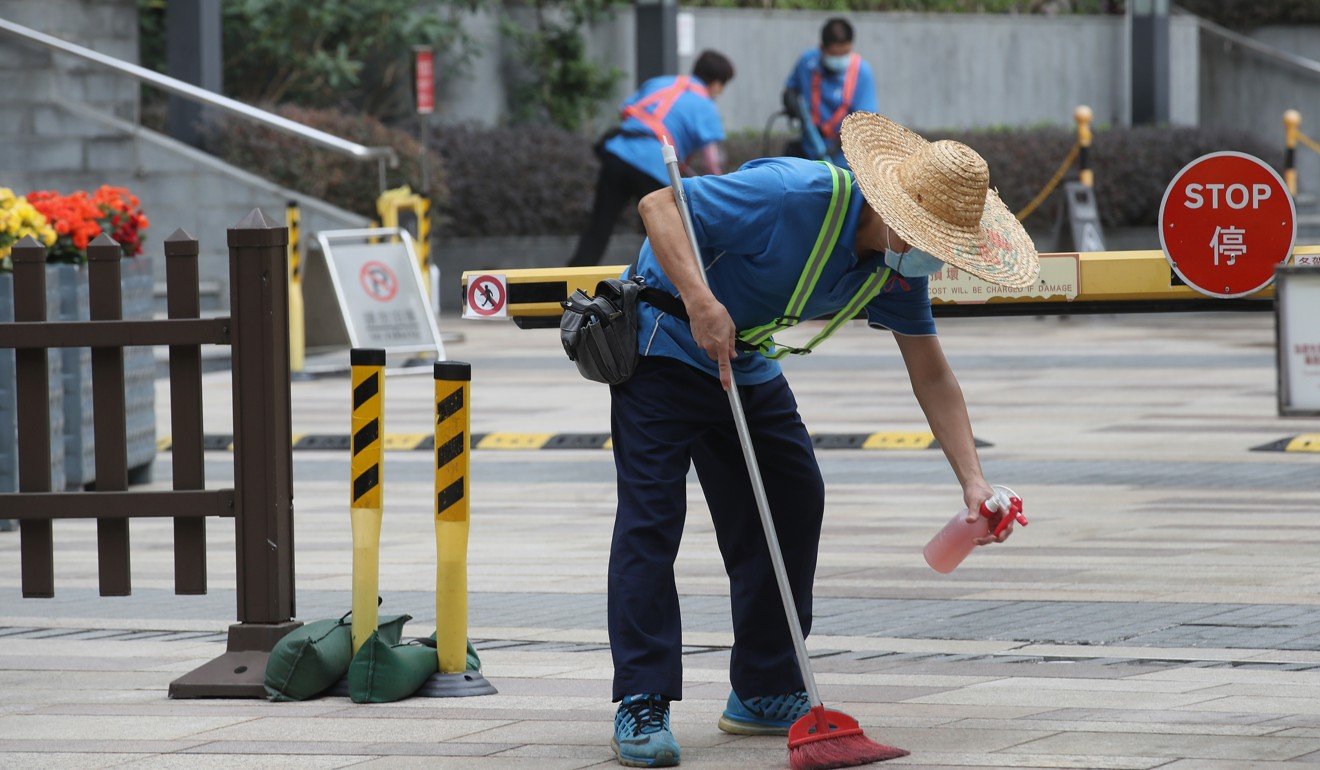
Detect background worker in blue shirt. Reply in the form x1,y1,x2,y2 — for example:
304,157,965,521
605,113,1038,767
569,50,734,268
783,18,877,168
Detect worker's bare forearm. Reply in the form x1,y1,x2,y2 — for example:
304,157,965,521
638,190,716,310
895,335,985,488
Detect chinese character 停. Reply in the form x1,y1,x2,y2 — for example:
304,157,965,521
1210,225,1246,266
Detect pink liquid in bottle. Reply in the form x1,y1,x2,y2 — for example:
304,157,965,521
924,509,993,574
923,492,1026,574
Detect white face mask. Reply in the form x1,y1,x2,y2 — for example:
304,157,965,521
882,227,944,278
821,53,852,73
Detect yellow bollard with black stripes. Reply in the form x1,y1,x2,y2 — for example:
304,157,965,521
420,360,497,697
287,201,306,375
349,348,386,653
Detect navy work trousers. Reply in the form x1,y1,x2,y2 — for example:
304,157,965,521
608,355,825,701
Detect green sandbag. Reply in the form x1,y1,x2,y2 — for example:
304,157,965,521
264,613,411,701
348,633,439,703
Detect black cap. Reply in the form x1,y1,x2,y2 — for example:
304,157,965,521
350,348,387,366
434,361,472,381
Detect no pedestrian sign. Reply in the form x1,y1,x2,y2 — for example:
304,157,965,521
465,274,508,319
1159,151,1296,299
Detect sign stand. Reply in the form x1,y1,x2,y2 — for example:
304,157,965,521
1053,181,1106,253
317,228,446,362
1276,266,1320,416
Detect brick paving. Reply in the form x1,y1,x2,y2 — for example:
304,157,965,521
1,312,1319,768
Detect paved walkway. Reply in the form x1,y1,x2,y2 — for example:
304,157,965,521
2,312,1319,768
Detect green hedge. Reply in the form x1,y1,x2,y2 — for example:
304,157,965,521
203,106,447,222
727,125,1276,231
207,107,1276,237
684,0,1116,11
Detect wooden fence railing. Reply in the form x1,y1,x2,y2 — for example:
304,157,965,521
0,208,299,698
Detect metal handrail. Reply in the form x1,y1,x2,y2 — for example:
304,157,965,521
1198,18,1320,81
0,17,399,190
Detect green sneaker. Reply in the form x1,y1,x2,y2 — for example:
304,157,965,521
612,693,680,767
717,689,810,736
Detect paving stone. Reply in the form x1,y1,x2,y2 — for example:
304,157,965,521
117,756,370,769
1009,731,1320,761
188,717,512,743
0,715,251,741
0,754,147,769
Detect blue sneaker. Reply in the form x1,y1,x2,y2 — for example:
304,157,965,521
612,694,680,767
717,689,810,735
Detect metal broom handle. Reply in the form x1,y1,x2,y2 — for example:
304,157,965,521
661,141,823,709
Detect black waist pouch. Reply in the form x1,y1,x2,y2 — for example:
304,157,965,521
560,277,645,385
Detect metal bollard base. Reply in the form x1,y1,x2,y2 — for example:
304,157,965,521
328,676,350,697
417,671,497,698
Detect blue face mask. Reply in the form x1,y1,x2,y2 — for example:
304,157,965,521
883,230,944,278
821,53,852,73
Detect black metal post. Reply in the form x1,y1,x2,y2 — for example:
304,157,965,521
635,0,677,87
1130,0,1170,125
166,0,224,147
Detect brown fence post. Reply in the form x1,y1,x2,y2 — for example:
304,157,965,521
169,208,300,699
11,236,54,598
165,229,207,595
87,233,132,596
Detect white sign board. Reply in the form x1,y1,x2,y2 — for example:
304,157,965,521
463,273,508,320
1277,268,1320,415
317,228,445,358
928,254,1080,303
677,12,696,57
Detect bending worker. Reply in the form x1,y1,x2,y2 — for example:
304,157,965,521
606,113,1037,767
783,17,876,168
569,50,734,268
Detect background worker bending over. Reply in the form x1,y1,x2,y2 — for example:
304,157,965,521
569,50,734,268
783,18,876,168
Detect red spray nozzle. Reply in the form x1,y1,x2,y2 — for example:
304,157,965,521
980,496,1027,538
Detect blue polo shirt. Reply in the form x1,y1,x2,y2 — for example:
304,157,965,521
785,49,878,168
604,75,726,186
628,158,935,386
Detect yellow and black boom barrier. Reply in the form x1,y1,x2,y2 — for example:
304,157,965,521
464,245,1320,330
349,348,386,653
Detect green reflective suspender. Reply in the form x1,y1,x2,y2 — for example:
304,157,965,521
760,265,892,360
736,162,893,360
738,163,850,348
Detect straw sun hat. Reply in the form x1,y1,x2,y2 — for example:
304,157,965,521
841,113,1040,289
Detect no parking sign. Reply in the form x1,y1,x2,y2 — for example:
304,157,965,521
1159,151,1296,298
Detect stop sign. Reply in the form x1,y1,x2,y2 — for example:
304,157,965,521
1159,151,1295,299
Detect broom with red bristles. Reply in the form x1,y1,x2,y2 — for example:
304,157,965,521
661,140,909,770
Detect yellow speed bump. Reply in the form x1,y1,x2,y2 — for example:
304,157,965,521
475,432,554,450
1285,434,1320,453
862,432,936,450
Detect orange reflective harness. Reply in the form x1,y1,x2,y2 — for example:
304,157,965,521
810,54,861,140
620,76,710,145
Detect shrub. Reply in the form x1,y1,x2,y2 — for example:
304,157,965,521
430,123,610,237
725,125,1276,231
203,105,447,223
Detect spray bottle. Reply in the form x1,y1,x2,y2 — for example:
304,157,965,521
924,485,1027,574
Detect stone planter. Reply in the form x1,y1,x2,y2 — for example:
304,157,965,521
0,271,66,495
50,263,95,488
53,259,158,485
120,257,156,483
